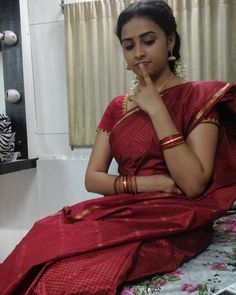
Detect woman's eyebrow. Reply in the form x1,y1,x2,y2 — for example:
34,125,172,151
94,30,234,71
122,31,157,43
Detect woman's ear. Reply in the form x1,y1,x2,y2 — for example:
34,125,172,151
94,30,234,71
167,32,176,50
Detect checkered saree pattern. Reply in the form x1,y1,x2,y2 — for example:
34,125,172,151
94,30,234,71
0,81,235,295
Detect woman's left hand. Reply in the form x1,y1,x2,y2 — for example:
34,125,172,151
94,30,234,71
129,63,162,114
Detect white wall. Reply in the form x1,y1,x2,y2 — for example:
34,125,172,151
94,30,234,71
0,0,117,262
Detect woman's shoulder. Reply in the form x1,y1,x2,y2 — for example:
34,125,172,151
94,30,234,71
165,80,233,103
167,80,230,91
109,94,127,105
107,94,128,115
182,80,233,93
188,80,231,90
164,79,234,114
186,80,234,103
97,95,128,135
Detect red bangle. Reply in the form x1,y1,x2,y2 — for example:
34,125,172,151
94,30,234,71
159,132,182,144
113,175,138,194
122,176,128,193
160,132,184,150
113,176,119,194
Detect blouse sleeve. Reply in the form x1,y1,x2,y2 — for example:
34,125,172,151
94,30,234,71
96,104,114,135
96,95,126,135
200,107,220,126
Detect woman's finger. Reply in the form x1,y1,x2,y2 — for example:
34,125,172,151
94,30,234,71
139,63,152,86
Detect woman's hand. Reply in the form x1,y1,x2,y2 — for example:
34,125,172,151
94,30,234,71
129,64,162,115
136,174,182,195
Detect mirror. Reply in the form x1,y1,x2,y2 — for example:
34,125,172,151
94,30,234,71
0,0,28,159
0,50,5,114
0,29,19,115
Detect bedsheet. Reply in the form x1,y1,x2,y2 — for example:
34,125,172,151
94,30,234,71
121,212,236,295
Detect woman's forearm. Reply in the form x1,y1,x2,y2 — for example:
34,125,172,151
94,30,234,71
148,103,212,198
161,143,207,197
85,172,180,196
136,174,180,194
85,172,117,195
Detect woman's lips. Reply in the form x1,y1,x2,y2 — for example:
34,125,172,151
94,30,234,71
134,61,151,68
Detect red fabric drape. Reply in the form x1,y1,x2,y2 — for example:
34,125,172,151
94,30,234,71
0,81,235,295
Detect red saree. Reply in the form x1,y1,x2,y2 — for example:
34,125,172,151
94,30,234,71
0,81,236,295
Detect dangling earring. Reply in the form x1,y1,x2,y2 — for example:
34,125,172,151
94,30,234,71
168,49,176,61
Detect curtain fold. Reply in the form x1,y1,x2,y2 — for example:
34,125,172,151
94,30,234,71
64,0,133,147
64,0,236,147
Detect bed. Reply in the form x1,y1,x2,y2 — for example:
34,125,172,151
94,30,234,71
121,210,236,295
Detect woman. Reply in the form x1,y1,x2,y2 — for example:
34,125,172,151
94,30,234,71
0,1,235,294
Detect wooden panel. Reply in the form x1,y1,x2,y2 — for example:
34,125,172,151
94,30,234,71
0,158,37,175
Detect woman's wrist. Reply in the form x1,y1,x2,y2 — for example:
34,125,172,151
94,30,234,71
135,176,146,193
147,97,167,118
146,96,162,116
113,175,138,194
136,174,178,193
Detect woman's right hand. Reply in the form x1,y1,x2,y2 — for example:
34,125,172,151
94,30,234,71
136,174,182,195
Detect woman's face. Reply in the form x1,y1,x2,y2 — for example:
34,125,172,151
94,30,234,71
121,17,175,80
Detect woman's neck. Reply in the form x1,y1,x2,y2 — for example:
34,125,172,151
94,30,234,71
153,69,187,91
139,68,174,91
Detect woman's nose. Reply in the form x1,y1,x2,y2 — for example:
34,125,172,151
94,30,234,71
134,44,145,60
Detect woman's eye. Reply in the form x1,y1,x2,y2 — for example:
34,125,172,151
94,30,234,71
124,44,134,51
144,39,155,46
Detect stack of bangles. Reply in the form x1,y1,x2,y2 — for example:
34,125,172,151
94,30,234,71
113,175,138,194
159,132,185,150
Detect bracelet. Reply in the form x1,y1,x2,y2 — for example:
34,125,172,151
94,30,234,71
113,175,138,194
113,176,124,194
160,132,185,150
113,176,119,194
123,176,129,193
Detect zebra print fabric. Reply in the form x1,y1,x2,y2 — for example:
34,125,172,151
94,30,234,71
0,114,15,162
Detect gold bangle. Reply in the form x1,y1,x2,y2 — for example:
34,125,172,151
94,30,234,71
114,175,139,194
122,176,128,193
113,176,119,194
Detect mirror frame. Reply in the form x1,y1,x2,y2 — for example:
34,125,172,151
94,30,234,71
0,0,28,159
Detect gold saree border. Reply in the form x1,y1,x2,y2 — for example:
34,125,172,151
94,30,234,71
200,118,220,127
122,93,129,114
96,127,110,136
192,83,231,127
73,193,183,221
96,94,130,136
112,106,140,131
74,205,100,220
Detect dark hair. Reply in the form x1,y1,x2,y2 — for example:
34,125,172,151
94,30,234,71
116,0,181,73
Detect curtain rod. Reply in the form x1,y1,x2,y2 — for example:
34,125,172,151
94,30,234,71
60,0,102,13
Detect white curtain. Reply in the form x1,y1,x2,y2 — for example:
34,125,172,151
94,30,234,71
64,0,133,147
168,0,236,82
64,0,236,147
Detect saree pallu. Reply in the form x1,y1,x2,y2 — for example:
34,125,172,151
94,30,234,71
0,81,236,295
